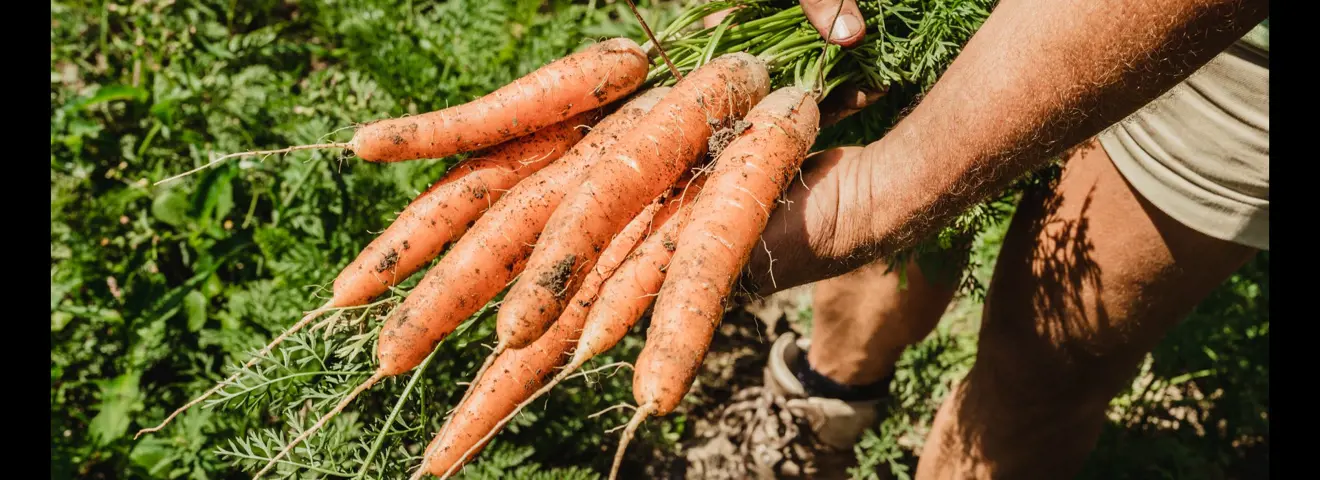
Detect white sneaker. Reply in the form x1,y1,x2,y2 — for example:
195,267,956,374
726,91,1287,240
763,332,884,451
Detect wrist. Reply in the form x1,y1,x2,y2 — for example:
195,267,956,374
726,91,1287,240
854,132,933,258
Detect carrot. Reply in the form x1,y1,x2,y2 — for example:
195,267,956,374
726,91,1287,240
155,37,649,185
414,178,701,480
571,179,698,369
423,184,702,480
610,86,820,480
132,111,594,441
333,111,599,309
349,38,648,162
240,88,674,480
494,52,771,352
375,87,670,378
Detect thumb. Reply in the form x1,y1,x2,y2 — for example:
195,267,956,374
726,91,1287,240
799,0,867,47
742,146,880,297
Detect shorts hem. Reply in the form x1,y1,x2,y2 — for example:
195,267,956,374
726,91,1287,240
1099,130,1269,251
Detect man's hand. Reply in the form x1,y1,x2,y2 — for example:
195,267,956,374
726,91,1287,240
703,0,866,47
741,147,869,296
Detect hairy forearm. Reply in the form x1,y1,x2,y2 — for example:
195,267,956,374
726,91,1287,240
837,0,1267,263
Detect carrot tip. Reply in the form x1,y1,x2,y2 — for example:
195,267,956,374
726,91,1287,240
155,142,350,186
608,403,655,480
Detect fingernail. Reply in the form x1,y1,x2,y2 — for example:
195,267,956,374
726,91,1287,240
830,15,862,42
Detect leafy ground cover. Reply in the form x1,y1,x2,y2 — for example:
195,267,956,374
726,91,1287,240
51,1,1267,478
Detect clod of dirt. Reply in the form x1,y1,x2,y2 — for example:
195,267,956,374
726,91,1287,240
535,254,576,298
707,119,753,160
375,249,400,273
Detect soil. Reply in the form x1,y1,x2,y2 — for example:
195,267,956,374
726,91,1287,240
619,286,821,479
706,119,752,160
535,254,577,298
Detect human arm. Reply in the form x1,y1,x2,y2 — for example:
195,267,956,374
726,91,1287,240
744,0,1270,294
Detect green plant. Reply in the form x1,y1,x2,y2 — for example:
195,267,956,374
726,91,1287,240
51,1,1267,479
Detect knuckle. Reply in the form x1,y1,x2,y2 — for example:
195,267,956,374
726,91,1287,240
800,0,839,10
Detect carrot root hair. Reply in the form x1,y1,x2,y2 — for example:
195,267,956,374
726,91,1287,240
252,371,385,479
134,301,334,439
450,341,508,417
567,360,633,387
156,143,351,186
609,402,656,480
407,458,433,480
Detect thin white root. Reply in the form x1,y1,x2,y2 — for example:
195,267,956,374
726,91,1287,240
155,142,350,186
134,302,333,439
407,462,431,480
587,403,636,420
252,371,385,479
609,403,655,480
452,342,507,416
570,361,634,386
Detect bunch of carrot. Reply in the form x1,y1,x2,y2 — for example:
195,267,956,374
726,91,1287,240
139,1,911,477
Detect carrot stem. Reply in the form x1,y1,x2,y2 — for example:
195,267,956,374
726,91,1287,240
253,371,385,479
134,301,334,439
622,0,681,81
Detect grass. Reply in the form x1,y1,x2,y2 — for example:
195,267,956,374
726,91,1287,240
51,1,1267,479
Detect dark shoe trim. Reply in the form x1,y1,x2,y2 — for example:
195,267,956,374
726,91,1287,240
791,352,893,403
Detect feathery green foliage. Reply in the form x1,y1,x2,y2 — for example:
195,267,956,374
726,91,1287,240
52,1,1267,479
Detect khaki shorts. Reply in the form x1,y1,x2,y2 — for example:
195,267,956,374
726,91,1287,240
1098,39,1269,250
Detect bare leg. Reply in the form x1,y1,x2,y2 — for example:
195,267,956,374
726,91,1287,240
915,140,1257,479
808,252,963,386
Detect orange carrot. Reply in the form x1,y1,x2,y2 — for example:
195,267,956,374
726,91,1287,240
421,184,702,479
571,183,697,369
247,89,665,472
331,111,598,309
348,38,648,162
133,111,594,441
495,52,771,352
155,38,650,187
415,179,701,479
374,87,669,378
243,88,669,480
611,87,820,480
241,68,660,480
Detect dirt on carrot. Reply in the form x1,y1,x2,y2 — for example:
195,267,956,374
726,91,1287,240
375,249,400,273
706,119,752,159
535,254,578,299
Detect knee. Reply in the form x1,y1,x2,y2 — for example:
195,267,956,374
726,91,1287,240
971,309,1140,416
